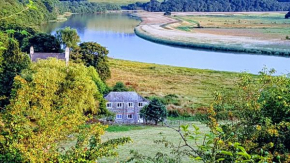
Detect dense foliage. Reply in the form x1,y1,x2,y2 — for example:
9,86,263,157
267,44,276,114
0,0,58,29
0,59,130,162
21,33,61,53
112,82,130,92
0,38,30,108
140,98,168,125
56,27,80,49
0,0,119,33
286,11,290,19
202,69,290,162
58,1,120,14
71,42,111,81
124,0,290,12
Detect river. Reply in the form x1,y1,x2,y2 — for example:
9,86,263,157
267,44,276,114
42,12,290,75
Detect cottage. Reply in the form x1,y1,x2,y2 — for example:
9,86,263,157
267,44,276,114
104,92,149,123
30,46,70,65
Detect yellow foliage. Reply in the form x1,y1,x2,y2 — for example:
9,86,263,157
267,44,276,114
1,58,110,162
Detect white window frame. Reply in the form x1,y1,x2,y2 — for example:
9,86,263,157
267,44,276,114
138,102,144,107
127,114,133,119
128,102,134,108
106,102,112,108
117,102,123,108
116,114,122,119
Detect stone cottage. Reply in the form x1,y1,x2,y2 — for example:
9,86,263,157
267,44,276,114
30,46,70,64
104,92,149,123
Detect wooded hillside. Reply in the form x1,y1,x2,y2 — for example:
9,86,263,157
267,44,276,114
124,0,290,12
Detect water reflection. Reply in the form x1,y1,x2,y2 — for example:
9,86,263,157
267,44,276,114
41,13,290,75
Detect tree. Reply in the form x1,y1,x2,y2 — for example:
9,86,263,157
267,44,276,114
0,39,30,108
140,98,167,125
208,69,290,162
285,11,290,19
0,0,37,21
56,27,80,49
71,42,111,81
21,33,61,53
112,82,129,92
0,58,130,162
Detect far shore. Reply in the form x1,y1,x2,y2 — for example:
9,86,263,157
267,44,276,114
133,11,290,56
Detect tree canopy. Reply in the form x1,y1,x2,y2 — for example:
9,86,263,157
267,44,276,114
56,27,80,49
207,69,290,162
21,33,61,53
112,82,129,92
0,38,30,108
71,42,111,81
141,98,168,125
124,0,290,12
0,58,130,162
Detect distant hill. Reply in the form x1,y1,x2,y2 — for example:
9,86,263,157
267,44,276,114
88,0,163,5
124,0,290,12
0,0,58,28
0,0,120,31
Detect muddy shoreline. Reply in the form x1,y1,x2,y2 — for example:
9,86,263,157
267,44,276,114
133,11,290,56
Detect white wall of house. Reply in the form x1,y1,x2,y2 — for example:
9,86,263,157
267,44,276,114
106,101,148,123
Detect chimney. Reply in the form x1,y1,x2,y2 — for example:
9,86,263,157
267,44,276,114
30,46,34,61
65,47,70,66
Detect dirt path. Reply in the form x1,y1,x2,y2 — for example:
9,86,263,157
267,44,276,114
134,11,290,54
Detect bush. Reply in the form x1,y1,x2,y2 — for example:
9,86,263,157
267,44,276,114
285,11,290,19
112,82,129,92
164,11,171,16
211,69,290,161
140,98,168,125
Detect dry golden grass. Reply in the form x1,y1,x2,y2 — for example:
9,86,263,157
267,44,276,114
108,59,238,109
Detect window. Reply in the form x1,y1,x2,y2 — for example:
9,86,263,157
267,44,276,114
117,103,123,108
138,102,144,107
128,102,134,108
106,102,112,108
127,114,133,119
116,114,122,119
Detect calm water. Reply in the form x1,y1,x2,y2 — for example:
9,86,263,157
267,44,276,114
42,13,290,75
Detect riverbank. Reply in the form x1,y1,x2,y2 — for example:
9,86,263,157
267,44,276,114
134,12,290,56
107,59,239,113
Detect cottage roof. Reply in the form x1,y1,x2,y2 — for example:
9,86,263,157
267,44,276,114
31,53,66,62
104,92,149,103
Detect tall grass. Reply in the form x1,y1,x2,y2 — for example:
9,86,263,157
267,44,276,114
108,59,239,111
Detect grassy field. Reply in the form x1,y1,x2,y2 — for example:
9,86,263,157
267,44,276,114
175,13,290,40
99,122,209,162
107,59,239,114
88,0,152,5
136,12,290,56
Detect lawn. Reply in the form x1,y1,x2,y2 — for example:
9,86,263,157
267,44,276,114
107,59,239,113
99,122,209,162
175,12,290,40
106,124,151,132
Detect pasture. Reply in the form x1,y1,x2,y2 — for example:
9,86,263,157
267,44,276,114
99,121,209,162
108,59,238,114
175,12,290,40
